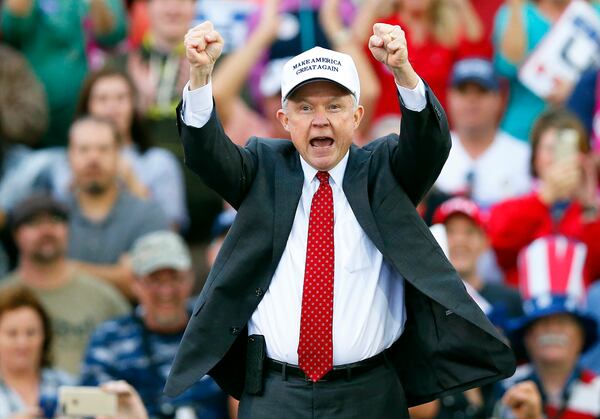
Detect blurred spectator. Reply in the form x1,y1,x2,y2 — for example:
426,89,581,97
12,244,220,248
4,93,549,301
354,0,483,134
436,58,531,207
434,197,523,322
1,194,130,375
76,67,189,230
112,0,195,119
488,108,600,287
113,0,222,243
492,0,600,142
0,68,189,230
80,231,229,419
66,116,169,298
496,236,600,419
432,197,522,419
0,0,128,147
0,285,74,418
207,0,283,145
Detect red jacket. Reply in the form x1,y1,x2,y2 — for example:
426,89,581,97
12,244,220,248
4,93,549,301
488,193,600,287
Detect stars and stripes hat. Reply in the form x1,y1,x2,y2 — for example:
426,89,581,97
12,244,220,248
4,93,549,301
507,235,597,358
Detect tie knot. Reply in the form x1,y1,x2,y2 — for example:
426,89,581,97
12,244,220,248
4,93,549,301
316,171,330,184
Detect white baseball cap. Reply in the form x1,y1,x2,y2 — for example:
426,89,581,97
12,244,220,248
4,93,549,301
280,46,360,104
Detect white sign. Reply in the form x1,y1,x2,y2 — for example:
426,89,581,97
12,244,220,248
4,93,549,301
195,1,260,54
519,0,600,98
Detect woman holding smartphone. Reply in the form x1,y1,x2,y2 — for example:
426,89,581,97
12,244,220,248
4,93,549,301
488,108,600,287
0,286,74,418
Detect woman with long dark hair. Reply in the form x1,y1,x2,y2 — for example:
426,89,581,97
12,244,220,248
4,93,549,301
75,68,188,230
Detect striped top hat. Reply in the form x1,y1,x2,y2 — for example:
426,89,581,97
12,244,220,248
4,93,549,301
508,235,597,359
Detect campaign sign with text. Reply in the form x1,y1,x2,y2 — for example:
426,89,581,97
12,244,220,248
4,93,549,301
519,0,600,98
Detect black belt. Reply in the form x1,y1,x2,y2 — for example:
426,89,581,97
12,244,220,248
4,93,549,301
265,351,388,382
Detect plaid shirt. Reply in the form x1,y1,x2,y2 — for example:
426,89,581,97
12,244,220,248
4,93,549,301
80,310,228,419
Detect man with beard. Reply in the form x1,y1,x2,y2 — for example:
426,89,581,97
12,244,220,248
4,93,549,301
0,194,130,375
497,236,600,419
66,116,169,299
80,230,229,419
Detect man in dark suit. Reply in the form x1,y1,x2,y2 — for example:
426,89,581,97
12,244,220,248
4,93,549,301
165,21,516,418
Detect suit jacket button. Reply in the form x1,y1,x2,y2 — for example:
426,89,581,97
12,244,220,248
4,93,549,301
255,288,264,297
230,327,240,336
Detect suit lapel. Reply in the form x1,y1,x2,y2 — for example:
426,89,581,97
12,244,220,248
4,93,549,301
343,146,385,253
272,151,304,274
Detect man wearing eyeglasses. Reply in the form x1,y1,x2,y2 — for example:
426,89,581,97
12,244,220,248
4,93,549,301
80,230,230,419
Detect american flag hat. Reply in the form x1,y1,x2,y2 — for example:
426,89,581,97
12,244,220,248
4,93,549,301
507,235,598,359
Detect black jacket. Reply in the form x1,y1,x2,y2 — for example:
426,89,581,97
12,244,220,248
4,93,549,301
165,86,516,406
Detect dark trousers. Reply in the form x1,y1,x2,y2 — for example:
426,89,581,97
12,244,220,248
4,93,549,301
238,360,409,419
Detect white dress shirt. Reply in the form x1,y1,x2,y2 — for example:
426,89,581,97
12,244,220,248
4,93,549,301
182,78,427,365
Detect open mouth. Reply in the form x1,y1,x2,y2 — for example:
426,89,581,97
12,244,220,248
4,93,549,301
310,137,334,147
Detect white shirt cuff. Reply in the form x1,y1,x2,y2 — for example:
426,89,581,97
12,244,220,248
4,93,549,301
396,78,427,112
182,81,214,128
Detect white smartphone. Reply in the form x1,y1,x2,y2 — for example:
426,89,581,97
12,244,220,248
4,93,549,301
59,386,118,416
554,128,579,161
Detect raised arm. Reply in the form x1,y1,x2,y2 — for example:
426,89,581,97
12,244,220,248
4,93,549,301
89,0,128,46
1,0,36,43
319,0,380,137
182,22,258,208
211,0,280,127
499,0,527,64
368,23,451,204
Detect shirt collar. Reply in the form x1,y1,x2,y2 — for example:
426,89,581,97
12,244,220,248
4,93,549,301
299,151,349,187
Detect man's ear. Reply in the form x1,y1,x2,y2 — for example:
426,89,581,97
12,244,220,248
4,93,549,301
276,109,290,132
354,105,365,129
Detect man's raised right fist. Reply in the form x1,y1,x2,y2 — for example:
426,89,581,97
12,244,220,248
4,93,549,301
184,21,224,72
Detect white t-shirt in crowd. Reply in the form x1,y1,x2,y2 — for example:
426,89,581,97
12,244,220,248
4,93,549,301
436,131,532,208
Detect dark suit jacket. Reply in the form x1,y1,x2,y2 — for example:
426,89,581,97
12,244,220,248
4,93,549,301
165,86,516,406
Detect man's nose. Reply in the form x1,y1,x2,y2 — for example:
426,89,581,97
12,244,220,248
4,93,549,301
312,112,329,127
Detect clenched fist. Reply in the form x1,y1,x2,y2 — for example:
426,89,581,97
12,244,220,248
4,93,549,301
368,23,419,89
184,21,224,89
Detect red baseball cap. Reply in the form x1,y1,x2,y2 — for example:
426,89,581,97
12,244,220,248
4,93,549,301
432,197,486,230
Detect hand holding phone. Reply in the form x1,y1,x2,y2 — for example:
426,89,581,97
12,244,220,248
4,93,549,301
98,381,149,419
59,386,117,417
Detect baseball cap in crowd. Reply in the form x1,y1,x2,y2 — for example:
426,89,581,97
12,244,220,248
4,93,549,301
10,194,69,230
507,236,597,360
281,46,360,104
432,197,486,230
131,231,191,277
450,58,499,91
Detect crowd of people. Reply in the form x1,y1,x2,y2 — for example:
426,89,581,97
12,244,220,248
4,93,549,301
0,0,600,418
